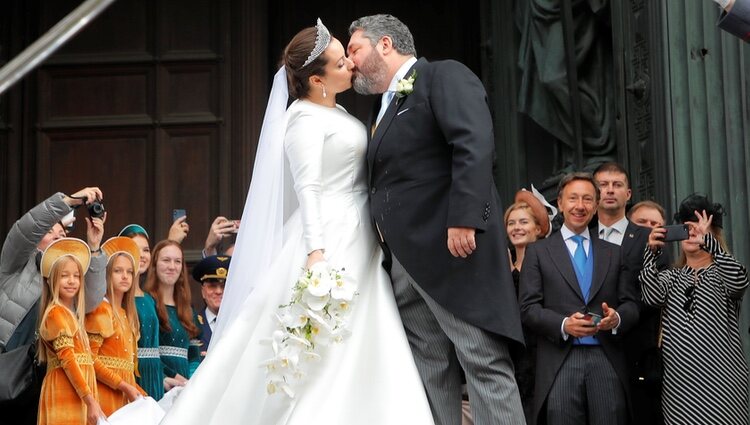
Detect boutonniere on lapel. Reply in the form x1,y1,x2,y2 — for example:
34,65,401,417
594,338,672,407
395,70,417,99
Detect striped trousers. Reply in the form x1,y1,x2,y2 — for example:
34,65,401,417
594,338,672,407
546,346,627,425
390,255,526,425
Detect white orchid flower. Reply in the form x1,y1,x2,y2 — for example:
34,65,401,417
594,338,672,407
302,291,330,311
330,274,357,301
277,304,309,328
306,268,334,297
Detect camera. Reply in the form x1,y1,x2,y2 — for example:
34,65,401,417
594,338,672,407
87,199,106,219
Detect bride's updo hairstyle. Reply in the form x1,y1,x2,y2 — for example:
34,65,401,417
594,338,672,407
283,27,329,99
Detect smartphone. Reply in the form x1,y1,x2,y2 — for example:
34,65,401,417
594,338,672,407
662,224,689,242
582,312,602,326
172,209,187,222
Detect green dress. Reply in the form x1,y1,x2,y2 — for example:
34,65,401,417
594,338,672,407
135,294,163,400
160,305,202,379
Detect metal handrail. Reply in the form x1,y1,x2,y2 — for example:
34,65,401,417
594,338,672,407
0,0,117,96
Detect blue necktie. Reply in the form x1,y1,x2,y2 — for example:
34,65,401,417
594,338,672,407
571,234,587,274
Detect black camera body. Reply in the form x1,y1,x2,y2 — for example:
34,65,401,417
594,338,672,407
87,200,106,218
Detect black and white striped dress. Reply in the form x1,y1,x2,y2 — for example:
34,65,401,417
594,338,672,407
640,233,749,425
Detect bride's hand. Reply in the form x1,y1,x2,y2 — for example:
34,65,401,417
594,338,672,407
306,249,326,269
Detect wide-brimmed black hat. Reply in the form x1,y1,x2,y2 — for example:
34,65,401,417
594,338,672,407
674,193,724,228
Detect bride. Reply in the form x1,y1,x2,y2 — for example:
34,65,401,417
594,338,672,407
160,19,434,425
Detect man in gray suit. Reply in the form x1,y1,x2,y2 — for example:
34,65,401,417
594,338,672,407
518,172,639,425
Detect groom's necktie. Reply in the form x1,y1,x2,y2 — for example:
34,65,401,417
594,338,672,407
375,90,395,128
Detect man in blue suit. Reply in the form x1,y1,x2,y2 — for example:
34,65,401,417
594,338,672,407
192,255,230,357
519,172,640,425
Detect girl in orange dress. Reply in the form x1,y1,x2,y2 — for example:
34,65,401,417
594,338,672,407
85,237,146,415
37,238,106,425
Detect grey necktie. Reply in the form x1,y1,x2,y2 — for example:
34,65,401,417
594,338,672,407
375,90,395,126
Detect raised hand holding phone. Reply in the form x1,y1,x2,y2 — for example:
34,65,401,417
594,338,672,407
647,227,667,252
173,208,186,222
168,209,189,243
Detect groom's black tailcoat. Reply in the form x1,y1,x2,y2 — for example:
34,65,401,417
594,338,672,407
367,57,524,345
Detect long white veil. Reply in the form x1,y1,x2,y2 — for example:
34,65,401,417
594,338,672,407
210,67,296,346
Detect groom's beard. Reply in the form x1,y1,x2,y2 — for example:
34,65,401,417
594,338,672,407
352,49,388,95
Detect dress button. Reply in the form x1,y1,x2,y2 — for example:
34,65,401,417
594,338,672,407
371,187,377,195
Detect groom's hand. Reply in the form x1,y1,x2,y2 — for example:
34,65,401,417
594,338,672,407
447,227,476,258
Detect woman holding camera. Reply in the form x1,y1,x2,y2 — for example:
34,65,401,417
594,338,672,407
640,194,749,425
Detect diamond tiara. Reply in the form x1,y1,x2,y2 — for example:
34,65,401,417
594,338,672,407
301,18,331,69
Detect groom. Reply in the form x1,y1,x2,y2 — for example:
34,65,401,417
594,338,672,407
348,14,526,425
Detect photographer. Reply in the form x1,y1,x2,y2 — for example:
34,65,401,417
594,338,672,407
640,194,749,424
0,187,108,424
1,187,109,351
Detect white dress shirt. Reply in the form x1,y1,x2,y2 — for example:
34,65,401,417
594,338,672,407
597,216,629,246
375,56,418,126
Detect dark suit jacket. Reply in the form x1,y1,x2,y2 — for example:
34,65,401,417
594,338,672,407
605,221,671,384
196,309,212,356
367,57,523,345
518,232,640,424
618,223,661,379
718,0,750,42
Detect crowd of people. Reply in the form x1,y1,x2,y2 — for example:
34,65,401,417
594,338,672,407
0,187,234,424
0,3,748,424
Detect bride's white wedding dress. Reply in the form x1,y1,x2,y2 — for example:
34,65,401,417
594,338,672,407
161,99,434,425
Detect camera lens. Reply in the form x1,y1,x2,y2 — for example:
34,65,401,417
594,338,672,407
87,201,106,219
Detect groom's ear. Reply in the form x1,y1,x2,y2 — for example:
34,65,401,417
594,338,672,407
380,35,394,54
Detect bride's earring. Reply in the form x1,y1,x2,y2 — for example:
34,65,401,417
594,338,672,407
322,85,327,98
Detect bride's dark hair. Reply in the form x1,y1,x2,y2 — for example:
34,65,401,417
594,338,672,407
282,27,329,99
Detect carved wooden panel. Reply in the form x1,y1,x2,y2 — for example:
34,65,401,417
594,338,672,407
159,63,219,122
155,126,216,248
158,0,218,59
27,0,229,258
36,129,151,240
41,0,152,63
38,66,154,127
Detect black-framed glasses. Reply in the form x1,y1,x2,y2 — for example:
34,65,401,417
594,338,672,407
683,285,696,314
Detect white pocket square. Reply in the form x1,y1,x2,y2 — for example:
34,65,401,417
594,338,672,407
397,108,411,116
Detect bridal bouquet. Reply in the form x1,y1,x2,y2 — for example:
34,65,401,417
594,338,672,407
262,262,358,398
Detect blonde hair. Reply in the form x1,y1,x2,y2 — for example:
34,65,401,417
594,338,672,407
37,256,89,364
106,253,141,343
504,202,545,242
504,202,540,228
